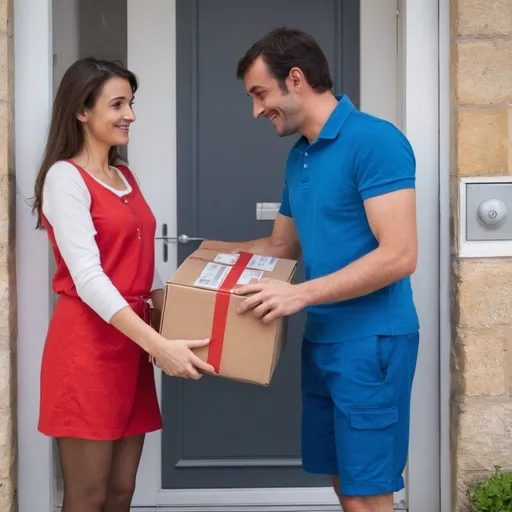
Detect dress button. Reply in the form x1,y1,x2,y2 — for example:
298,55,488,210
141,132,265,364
123,198,128,203
304,152,308,157
303,163,308,168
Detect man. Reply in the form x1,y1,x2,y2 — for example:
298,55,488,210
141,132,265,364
201,27,419,512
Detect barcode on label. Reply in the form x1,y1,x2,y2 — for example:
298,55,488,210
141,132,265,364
247,255,278,272
194,263,230,289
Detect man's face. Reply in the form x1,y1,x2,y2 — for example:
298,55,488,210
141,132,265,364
244,56,302,137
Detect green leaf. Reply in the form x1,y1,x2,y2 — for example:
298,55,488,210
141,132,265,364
466,467,512,512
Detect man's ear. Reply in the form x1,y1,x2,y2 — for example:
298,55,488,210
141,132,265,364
288,67,305,91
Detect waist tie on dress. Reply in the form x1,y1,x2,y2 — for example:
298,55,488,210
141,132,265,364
125,295,151,324
123,295,157,362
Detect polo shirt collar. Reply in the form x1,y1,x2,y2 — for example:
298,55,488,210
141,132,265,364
292,94,355,149
317,95,355,140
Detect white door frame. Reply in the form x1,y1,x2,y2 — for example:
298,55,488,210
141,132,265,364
15,1,451,511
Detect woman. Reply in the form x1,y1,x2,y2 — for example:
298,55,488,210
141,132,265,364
33,57,214,511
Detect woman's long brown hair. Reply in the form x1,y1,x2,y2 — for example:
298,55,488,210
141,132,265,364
32,57,138,229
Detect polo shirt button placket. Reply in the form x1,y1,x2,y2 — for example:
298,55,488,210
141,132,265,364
302,150,310,185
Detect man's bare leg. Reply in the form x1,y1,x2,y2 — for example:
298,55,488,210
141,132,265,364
331,476,393,512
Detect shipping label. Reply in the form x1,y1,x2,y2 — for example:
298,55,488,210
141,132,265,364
236,269,264,285
213,253,240,265
247,255,278,272
194,262,230,289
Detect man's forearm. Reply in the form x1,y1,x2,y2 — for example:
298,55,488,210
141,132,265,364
298,246,416,306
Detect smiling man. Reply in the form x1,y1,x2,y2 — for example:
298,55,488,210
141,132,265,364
200,28,420,512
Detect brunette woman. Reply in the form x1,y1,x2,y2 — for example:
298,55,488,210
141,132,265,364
34,57,214,512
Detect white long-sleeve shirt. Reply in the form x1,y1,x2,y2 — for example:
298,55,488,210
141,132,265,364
42,161,164,322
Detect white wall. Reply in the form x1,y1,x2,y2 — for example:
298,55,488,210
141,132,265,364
15,0,54,510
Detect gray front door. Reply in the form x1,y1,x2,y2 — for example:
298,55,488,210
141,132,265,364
162,0,360,490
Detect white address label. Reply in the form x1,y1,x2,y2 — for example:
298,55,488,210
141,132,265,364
247,255,278,272
214,253,239,265
194,263,230,290
236,269,264,285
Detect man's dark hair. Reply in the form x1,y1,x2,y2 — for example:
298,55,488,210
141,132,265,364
236,27,333,93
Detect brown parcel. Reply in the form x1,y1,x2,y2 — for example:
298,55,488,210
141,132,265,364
159,248,297,386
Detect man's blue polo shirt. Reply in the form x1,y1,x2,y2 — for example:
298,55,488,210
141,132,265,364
280,95,419,343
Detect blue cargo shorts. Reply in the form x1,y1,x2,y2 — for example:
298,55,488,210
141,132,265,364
301,331,419,497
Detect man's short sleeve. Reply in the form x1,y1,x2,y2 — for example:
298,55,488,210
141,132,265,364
279,182,292,217
356,122,416,201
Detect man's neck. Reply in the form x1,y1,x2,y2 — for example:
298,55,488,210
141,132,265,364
300,92,339,144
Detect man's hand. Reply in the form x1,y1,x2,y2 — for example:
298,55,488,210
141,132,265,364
233,279,308,324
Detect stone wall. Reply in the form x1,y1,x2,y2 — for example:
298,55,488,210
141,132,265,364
451,0,512,510
0,0,15,509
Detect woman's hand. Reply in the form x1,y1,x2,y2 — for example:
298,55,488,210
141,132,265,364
152,337,215,380
109,305,215,379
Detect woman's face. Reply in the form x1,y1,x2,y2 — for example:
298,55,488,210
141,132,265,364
79,76,136,148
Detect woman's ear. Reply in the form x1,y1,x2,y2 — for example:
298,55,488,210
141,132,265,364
76,109,88,123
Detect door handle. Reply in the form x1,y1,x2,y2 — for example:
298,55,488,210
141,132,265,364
156,224,205,263
156,234,205,244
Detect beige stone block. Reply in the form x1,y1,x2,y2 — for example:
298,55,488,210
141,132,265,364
0,106,11,177
457,0,512,36
509,109,512,174
450,112,459,178
0,175,14,249
458,328,508,396
0,32,11,105
0,355,12,408
455,398,512,471
459,259,512,328
0,411,13,482
508,332,512,396
451,337,465,397
450,177,460,252
0,0,13,37
457,109,509,176
457,40,512,105
0,476,15,511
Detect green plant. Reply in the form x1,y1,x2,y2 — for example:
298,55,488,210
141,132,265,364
466,466,512,512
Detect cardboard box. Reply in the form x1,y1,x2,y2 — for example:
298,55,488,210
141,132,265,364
159,248,297,385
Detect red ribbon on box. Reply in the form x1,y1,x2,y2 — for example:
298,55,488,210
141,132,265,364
207,251,253,372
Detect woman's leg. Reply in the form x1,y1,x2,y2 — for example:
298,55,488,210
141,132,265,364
103,434,145,512
57,437,114,512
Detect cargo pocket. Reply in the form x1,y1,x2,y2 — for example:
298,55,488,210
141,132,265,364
347,407,398,481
